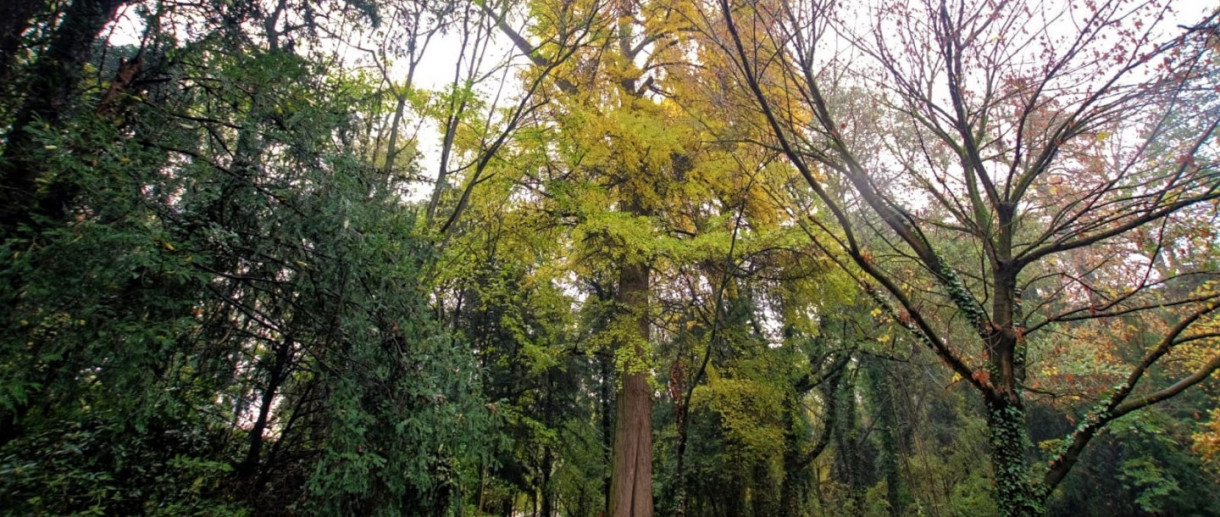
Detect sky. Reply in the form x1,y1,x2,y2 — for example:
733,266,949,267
102,0,1217,206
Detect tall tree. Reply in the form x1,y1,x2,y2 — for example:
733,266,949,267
712,0,1220,514
0,0,509,513
487,0,701,512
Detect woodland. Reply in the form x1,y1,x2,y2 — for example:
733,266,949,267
1,0,1219,516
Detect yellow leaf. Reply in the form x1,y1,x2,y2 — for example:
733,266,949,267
1096,131,1112,142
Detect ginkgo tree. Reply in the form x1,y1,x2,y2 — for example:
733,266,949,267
710,0,1220,514
477,0,842,514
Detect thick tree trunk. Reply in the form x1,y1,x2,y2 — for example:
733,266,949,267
0,0,127,444
778,463,804,517
986,260,1042,517
779,354,846,517
607,259,653,517
986,397,1042,517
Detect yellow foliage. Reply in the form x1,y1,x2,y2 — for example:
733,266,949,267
691,377,786,460
1193,408,1220,479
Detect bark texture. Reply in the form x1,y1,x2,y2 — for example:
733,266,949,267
607,259,653,517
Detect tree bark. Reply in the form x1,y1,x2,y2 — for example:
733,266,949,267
236,336,294,494
780,354,846,517
832,366,866,513
0,0,128,446
541,445,554,517
607,258,653,517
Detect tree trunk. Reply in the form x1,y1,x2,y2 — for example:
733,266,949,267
601,349,614,514
0,0,128,444
237,336,294,494
607,258,653,517
541,447,554,516
779,389,818,517
987,262,1042,517
832,371,866,513
778,463,804,517
986,397,1042,517
0,0,127,236
476,462,488,514
865,361,907,517
673,409,689,517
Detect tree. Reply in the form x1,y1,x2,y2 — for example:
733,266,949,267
0,0,503,513
485,0,709,512
0,0,129,237
711,0,1220,514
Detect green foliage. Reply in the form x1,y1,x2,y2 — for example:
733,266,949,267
0,417,244,517
0,2,496,514
2,1,1219,516
1048,409,1220,517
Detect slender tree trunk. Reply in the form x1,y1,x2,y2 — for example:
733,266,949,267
607,256,653,517
477,462,488,514
863,361,906,517
541,370,555,517
237,336,293,490
673,409,689,516
600,349,614,514
541,445,554,517
381,60,418,180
